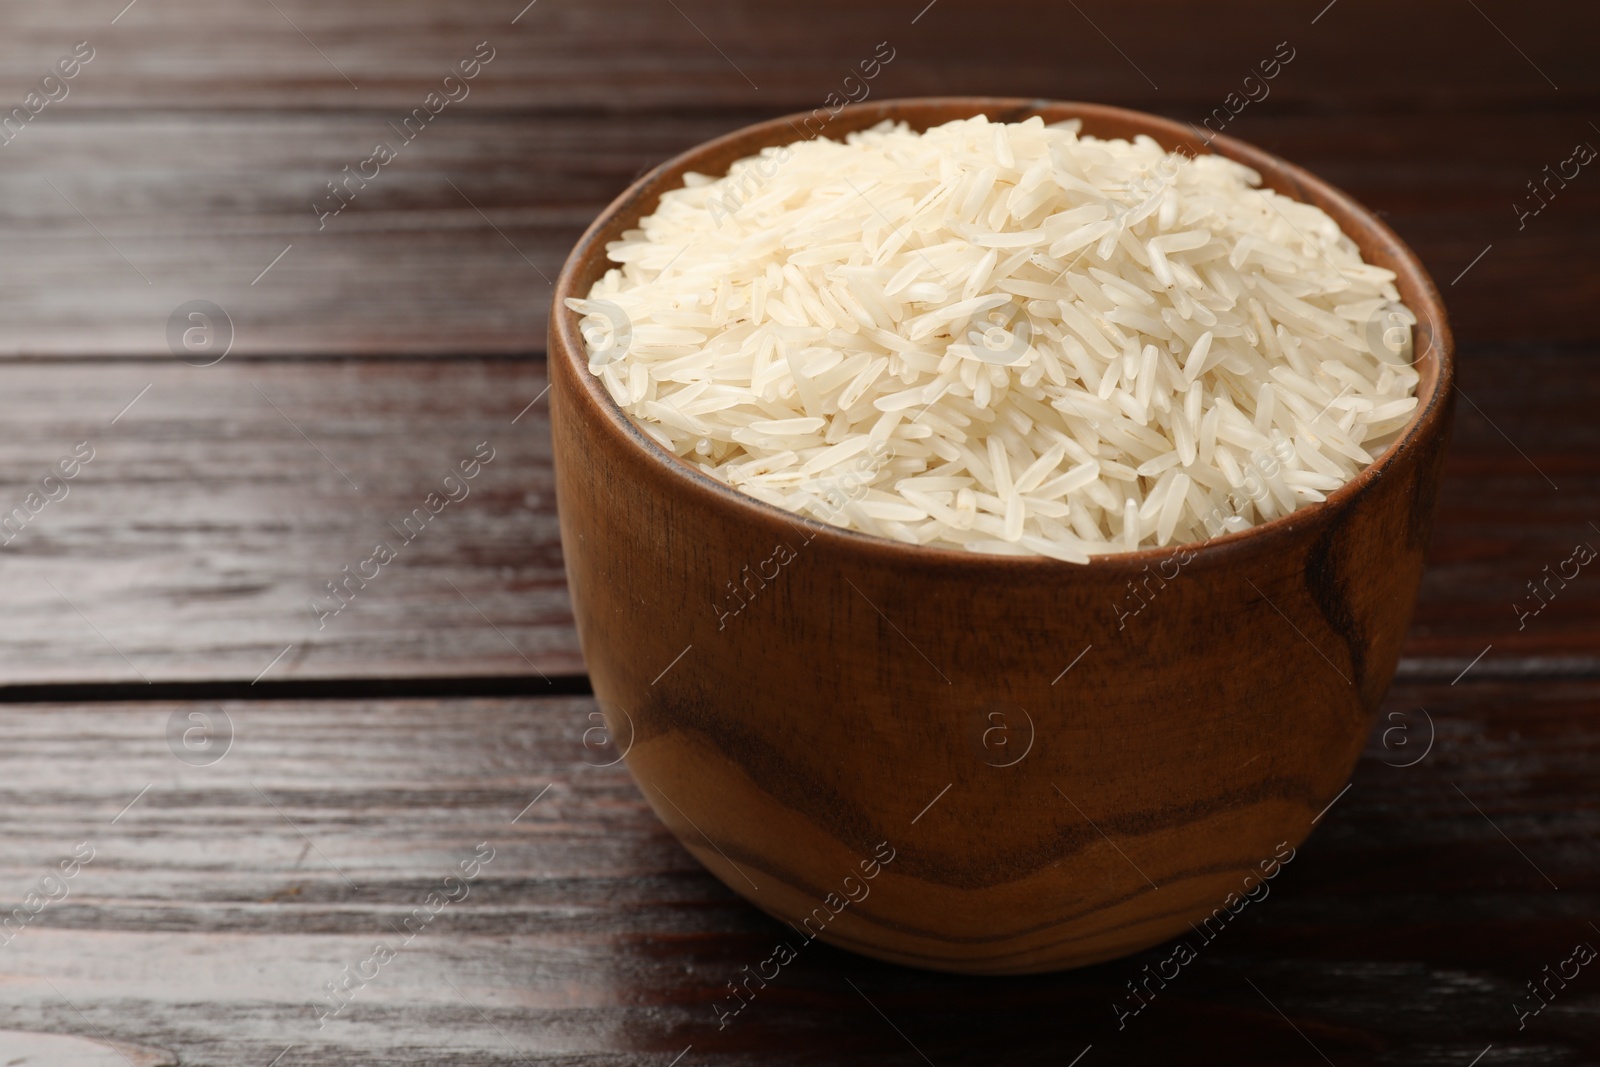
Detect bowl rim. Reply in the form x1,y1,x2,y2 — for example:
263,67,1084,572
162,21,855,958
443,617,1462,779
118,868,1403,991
550,96,1455,571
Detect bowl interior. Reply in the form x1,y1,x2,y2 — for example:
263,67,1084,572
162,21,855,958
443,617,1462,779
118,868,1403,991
551,97,1453,569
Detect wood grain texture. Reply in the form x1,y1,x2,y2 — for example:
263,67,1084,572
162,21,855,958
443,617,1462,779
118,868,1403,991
10,110,1594,356
0,0,1589,1056
0,3,1594,354
2,0,1594,111
1420,345,1600,669
0,360,582,685
0,114,617,356
549,98,1457,973
0,1032,174,1066
0,681,1592,1064
2,111,1593,353
0,345,1586,688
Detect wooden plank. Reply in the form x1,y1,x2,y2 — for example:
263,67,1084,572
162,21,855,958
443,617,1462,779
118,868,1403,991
0,1032,173,1066
0,113,692,357
0,680,1593,1062
0,346,1590,687
0,99,1590,355
0,359,582,685
1,0,1594,112
1419,346,1600,672
0,111,1594,356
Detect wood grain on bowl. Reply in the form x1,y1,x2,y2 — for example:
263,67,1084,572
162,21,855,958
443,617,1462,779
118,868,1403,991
549,99,1455,972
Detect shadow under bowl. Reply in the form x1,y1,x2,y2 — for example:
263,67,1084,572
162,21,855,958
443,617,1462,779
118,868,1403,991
548,98,1455,974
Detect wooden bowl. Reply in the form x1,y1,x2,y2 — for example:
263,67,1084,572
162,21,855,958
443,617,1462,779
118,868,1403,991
548,98,1454,974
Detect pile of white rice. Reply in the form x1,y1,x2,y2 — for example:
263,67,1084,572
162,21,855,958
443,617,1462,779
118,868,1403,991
569,115,1420,561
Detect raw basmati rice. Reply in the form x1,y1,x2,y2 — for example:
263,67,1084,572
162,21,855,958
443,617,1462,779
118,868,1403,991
569,115,1421,561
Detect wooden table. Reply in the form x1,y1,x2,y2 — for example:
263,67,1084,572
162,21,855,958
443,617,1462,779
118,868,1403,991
1,1,1596,1062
